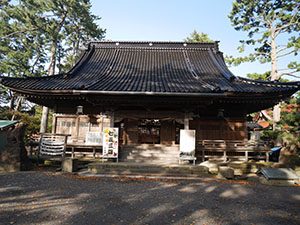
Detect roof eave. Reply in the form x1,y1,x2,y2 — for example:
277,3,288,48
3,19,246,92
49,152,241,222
11,88,231,97
8,86,299,98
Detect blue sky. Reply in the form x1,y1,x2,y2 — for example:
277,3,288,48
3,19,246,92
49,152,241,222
90,0,299,79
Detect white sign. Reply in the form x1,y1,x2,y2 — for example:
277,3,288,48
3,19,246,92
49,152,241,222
85,132,102,145
103,127,119,158
179,129,196,155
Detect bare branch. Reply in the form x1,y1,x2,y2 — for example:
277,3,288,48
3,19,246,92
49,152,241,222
279,73,300,79
277,50,297,58
278,68,296,72
276,46,292,54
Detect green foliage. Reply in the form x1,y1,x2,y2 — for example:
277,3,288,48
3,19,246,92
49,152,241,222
0,106,40,140
260,94,300,152
247,71,271,81
0,0,106,131
246,71,289,82
184,30,214,43
261,129,280,141
228,0,300,79
0,0,47,78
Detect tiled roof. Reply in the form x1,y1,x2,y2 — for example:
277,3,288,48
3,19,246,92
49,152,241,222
1,41,299,95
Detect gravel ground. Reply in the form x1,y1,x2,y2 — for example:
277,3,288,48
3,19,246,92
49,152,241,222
0,171,299,225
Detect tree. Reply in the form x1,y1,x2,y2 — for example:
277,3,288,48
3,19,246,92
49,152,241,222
184,30,214,43
0,0,47,114
228,0,300,128
246,71,289,82
0,0,105,132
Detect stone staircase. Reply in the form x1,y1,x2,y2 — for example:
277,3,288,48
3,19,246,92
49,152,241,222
88,162,209,177
119,144,180,164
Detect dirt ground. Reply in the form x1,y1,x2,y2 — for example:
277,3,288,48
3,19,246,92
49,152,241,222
0,171,299,225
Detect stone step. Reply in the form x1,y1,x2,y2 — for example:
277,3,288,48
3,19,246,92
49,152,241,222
120,152,179,156
88,162,209,176
121,145,179,151
119,145,182,164
122,148,179,152
121,149,179,154
120,156,179,162
122,159,179,164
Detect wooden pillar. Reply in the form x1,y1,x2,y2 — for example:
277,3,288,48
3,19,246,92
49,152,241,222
51,114,57,134
184,112,190,130
109,111,115,128
75,116,80,142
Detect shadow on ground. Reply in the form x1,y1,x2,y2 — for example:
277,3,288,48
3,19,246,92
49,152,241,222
0,171,299,225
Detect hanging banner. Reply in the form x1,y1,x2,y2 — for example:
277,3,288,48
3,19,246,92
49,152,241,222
103,127,119,158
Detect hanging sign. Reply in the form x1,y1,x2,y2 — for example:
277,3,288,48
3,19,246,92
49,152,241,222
103,127,119,158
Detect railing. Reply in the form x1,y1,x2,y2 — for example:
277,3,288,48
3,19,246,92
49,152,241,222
197,140,270,162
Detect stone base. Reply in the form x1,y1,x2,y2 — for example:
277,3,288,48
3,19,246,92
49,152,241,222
218,166,235,179
199,160,220,174
0,124,31,172
62,158,78,172
0,162,20,173
259,177,299,186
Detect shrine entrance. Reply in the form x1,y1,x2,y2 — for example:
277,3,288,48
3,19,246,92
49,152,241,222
138,119,161,144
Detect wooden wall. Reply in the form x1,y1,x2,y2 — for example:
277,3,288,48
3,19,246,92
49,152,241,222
55,115,110,142
189,118,247,141
123,119,139,144
160,120,176,145
54,114,247,145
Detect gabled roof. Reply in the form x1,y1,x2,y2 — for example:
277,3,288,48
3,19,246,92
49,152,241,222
0,41,299,96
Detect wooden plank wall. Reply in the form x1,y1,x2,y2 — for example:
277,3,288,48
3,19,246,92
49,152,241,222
124,119,139,144
189,119,247,141
160,120,176,145
55,115,110,142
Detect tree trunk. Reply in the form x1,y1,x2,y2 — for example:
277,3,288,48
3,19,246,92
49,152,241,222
270,30,280,130
11,96,23,121
9,94,15,110
40,106,49,133
39,42,57,133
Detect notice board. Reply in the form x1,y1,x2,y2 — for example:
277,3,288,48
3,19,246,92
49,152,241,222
179,129,196,155
103,127,119,158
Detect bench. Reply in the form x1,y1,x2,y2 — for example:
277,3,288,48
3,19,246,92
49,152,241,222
66,143,102,158
198,140,270,162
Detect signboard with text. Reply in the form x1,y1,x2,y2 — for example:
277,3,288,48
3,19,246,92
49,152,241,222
85,132,102,145
102,127,119,158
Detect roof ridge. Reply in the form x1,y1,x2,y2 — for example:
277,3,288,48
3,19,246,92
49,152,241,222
90,40,218,44
89,41,219,50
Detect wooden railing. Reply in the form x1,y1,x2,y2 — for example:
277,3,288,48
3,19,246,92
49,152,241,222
197,140,270,162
